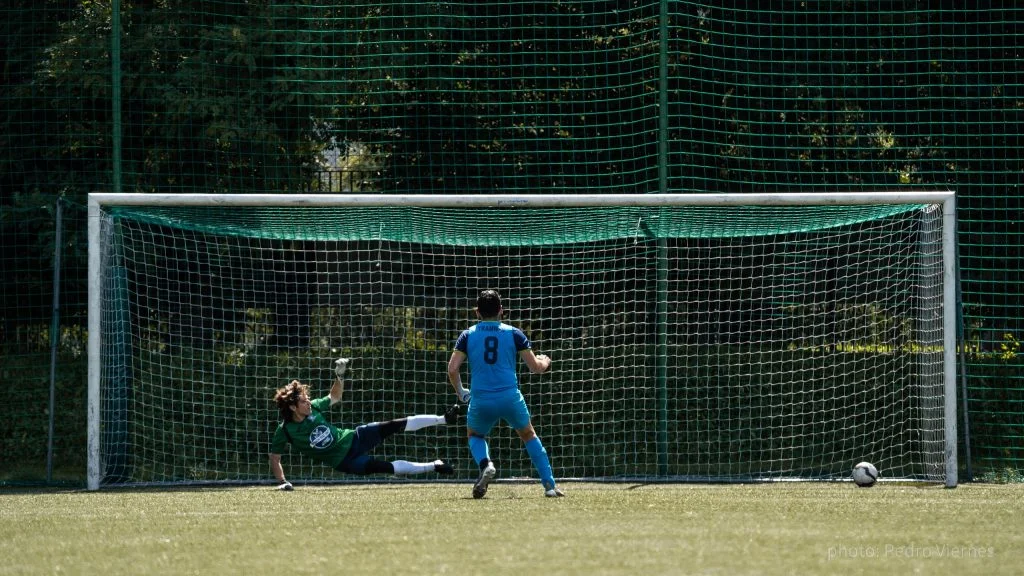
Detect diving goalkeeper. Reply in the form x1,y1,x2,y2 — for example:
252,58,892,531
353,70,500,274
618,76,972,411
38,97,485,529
269,358,462,490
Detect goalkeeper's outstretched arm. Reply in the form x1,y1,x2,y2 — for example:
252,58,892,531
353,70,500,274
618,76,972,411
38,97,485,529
329,357,349,405
269,453,292,490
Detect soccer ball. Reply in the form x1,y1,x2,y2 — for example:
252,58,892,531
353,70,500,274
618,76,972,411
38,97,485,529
852,461,879,487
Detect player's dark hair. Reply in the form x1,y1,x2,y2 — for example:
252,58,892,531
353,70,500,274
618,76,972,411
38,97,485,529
274,380,308,422
476,289,502,318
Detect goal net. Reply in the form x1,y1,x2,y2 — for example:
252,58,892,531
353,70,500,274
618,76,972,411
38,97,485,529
88,193,957,489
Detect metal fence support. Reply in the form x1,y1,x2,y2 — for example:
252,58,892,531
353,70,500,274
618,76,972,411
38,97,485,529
955,228,973,481
47,198,64,483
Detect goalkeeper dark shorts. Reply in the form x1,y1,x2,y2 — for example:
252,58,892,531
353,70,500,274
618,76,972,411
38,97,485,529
335,422,385,474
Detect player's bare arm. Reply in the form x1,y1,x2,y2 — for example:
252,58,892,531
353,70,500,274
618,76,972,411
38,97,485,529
448,350,470,402
520,349,551,374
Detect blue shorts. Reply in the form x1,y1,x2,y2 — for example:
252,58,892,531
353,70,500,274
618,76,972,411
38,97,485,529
335,423,384,474
467,389,532,436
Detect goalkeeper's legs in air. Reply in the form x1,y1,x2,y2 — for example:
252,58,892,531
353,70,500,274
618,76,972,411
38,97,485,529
336,410,461,476
344,457,454,476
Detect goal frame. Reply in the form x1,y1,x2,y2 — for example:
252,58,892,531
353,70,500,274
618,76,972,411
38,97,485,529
87,191,959,490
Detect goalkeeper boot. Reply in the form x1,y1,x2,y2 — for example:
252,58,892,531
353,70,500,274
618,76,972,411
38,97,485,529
433,460,454,475
443,403,466,424
472,461,496,499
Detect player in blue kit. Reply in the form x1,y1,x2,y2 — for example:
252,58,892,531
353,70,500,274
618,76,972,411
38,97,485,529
447,289,564,498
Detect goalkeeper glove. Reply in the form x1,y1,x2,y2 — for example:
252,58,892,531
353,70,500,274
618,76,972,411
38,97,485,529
277,481,294,491
457,388,470,403
334,357,350,379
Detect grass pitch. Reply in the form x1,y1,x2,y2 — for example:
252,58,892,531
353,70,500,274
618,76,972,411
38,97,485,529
1,482,1020,575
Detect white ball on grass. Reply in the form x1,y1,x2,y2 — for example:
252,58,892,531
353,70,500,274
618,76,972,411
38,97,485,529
852,461,879,487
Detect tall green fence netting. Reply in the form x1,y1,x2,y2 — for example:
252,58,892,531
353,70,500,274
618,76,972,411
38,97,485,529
1,1,1020,483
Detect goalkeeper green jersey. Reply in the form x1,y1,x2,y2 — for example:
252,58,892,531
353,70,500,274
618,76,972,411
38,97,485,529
270,396,355,468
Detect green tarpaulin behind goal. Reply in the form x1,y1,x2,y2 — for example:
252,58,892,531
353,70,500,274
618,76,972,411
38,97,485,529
108,204,923,244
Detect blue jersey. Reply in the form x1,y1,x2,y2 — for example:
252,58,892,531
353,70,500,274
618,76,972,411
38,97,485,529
454,321,531,395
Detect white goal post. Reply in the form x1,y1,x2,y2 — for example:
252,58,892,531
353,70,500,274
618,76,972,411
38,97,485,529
88,192,958,489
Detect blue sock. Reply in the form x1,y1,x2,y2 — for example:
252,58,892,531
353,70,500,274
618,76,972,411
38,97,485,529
524,437,555,489
469,435,490,466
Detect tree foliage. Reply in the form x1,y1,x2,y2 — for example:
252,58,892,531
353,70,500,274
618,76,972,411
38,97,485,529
0,0,1021,481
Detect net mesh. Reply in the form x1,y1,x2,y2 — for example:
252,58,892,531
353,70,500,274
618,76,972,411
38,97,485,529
0,200,89,483
97,201,947,485
2,2,1021,483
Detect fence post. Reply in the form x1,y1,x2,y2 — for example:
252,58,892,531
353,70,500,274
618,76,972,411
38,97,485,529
658,0,668,196
47,198,64,483
656,236,669,476
955,227,972,481
112,0,122,193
